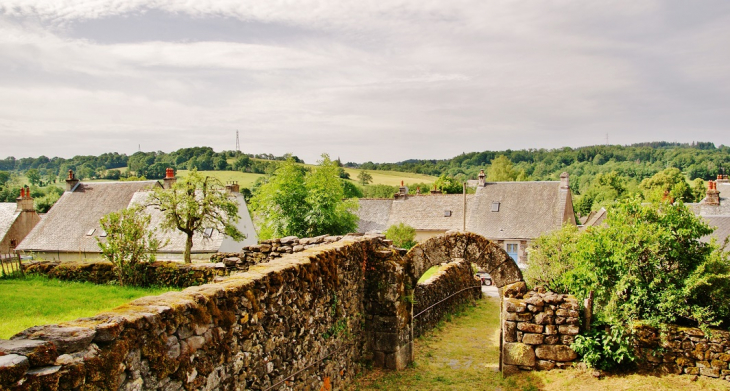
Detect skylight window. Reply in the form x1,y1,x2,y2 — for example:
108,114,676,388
491,202,500,212
99,230,107,238
203,227,214,238
86,228,96,236
444,210,452,217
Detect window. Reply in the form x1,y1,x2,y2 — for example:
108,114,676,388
444,210,452,217
99,230,107,238
203,227,214,238
506,243,519,261
86,228,96,236
491,202,500,212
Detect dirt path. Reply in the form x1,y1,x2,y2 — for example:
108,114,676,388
346,297,730,391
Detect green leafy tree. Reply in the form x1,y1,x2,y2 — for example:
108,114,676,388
385,223,417,249
639,167,692,203
524,224,581,292
690,178,706,203
251,154,358,239
97,207,164,286
0,171,11,185
233,155,251,171
147,169,244,263
26,169,41,185
434,174,462,194
486,155,525,181
362,184,398,198
357,170,373,186
341,180,363,199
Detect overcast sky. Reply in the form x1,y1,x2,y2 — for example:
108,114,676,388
1,1,729,164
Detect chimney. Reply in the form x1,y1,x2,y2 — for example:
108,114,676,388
225,181,240,193
16,185,34,212
717,174,729,184
706,181,720,206
65,169,79,191
560,172,570,189
163,168,176,189
478,169,486,187
394,180,408,199
416,186,421,195
430,184,442,195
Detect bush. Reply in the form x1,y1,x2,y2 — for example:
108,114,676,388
385,223,417,249
571,324,636,371
524,224,580,292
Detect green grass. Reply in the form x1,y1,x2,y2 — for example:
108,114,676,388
176,170,265,188
418,266,441,283
341,168,437,187
0,275,176,339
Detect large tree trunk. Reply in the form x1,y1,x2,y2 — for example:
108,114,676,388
184,233,193,264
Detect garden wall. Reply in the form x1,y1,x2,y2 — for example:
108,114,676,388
413,260,481,338
502,288,580,373
23,260,228,288
635,324,730,381
0,236,412,390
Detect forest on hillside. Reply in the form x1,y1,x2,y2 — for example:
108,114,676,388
0,141,728,216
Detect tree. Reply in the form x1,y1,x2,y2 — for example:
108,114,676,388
434,174,462,194
97,207,163,286
486,155,525,181
233,155,251,171
639,167,692,203
385,223,416,249
251,155,358,239
147,170,244,263
524,224,581,292
26,169,41,186
357,170,373,186
0,171,10,185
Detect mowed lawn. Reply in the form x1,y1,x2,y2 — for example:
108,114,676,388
347,297,729,391
0,275,175,339
176,170,265,188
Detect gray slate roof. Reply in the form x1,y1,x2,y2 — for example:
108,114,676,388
700,216,730,245
17,181,159,253
357,181,573,240
0,203,20,240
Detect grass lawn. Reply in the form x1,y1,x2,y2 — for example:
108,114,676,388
0,275,175,339
346,297,729,391
176,170,265,188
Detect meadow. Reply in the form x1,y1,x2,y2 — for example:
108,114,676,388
0,275,175,339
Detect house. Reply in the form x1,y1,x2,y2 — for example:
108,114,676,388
357,171,576,266
0,186,41,254
16,170,258,261
687,175,730,245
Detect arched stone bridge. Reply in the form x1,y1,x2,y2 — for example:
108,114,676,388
1,232,524,391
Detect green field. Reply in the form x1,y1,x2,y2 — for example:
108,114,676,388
0,275,175,339
176,170,265,188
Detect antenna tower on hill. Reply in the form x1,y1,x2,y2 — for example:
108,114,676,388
236,130,240,154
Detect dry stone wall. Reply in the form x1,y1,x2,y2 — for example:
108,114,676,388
0,236,414,391
413,260,481,338
502,288,580,373
23,260,228,288
634,324,730,381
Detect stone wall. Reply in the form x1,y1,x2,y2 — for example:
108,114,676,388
23,260,228,288
635,324,730,381
0,236,411,390
413,260,481,338
502,288,580,372
210,235,356,272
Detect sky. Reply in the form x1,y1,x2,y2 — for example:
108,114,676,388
1,1,729,164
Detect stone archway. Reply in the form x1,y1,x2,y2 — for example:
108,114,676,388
401,231,524,291
399,231,526,372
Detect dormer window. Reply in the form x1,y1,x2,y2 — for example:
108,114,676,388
491,202,500,212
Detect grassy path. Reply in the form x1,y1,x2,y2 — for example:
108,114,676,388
0,276,175,339
347,297,730,391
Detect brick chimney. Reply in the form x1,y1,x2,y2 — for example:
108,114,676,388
560,172,570,189
16,185,34,212
717,174,729,184
430,184,442,195
394,180,408,200
478,169,486,187
65,169,79,191
225,181,240,193
706,181,720,206
163,168,176,189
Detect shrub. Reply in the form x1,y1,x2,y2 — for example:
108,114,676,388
97,207,164,286
524,224,580,292
571,324,636,371
385,223,417,249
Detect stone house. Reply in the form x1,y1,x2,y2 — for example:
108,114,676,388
16,170,258,261
687,175,730,245
357,171,576,267
0,186,41,254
